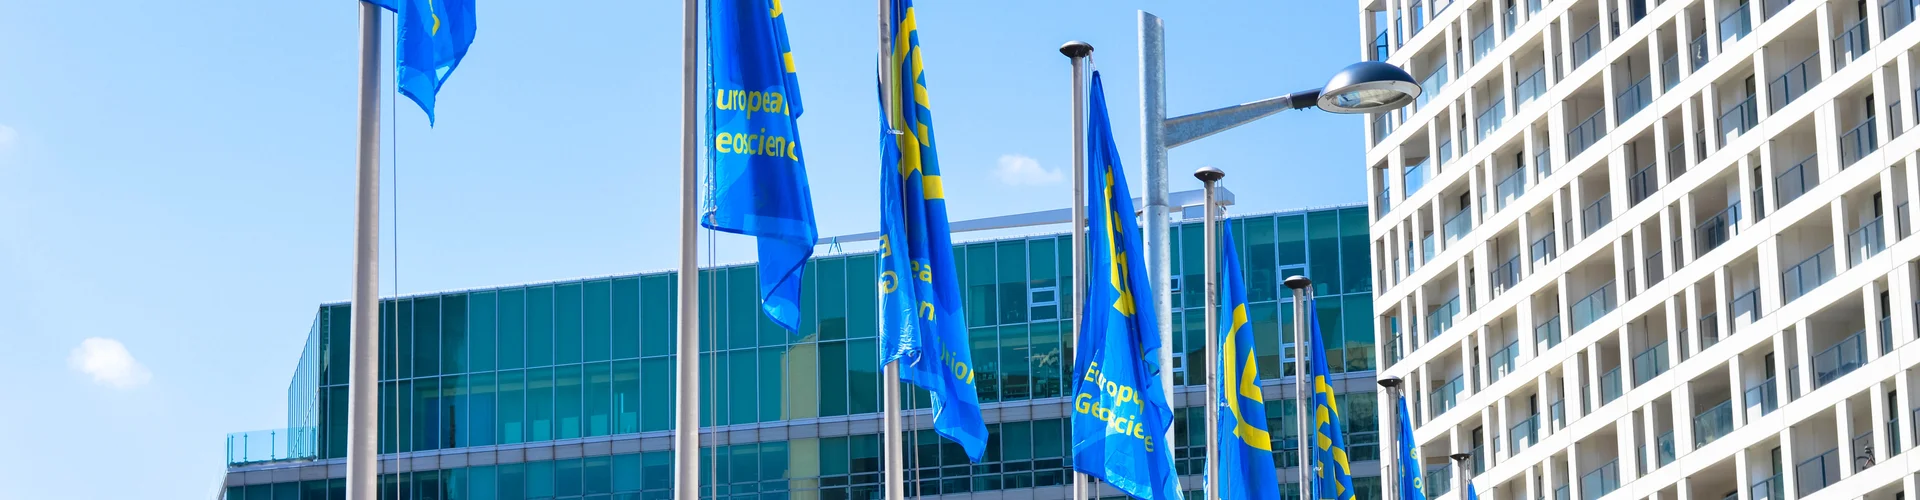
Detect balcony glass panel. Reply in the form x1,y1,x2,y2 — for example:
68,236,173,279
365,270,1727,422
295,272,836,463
1372,31,1389,62
1811,331,1865,389
1573,281,1617,332
1581,460,1619,500
1490,340,1519,383
1833,19,1871,70
1627,163,1658,205
1426,464,1454,496
1583,194,1614,236
1569,109,1607,156
1662,54,1681,92
1445,209,1474,243
1769,54,1818,112
1496,168,1526,211
1900,201,1912,237
1730,288,1760,325
1572,24,1602,67
1431,375,1465,416
1478,97,1507,142
1517,68,1547,105
1617,75,1653,123
1699,311,1721,348
1404,159,1429,197
1372,114,1392,144
1841,116,1880,166
1720,94,1760,139
1532,231,1557,266
1776,154,1817,207
1422,233,1436,263
1601,366,1623,404
1691,34,1710,70
1745,377,1779,416
1474,25,1496,63
1763,0,1797,17
1644,250,1665,287
227,427,320,466
1550,399,1566,430
1439,138,1456,166
1428,295,1461,340
1419,64,1449,110
1782,246,1836,302
1693,399,1735,447
1752,474,1784,500
1849,216,1886,265
1511,414,1539,453
1493,255,1521,296
1633,341,1669,385
1695,202,1741,257
1657,430,1675,467
1796,448,1838,496
1721,3,1753,46
1883,0,1914,35
1537,315,1563,351
1881,315,1895,355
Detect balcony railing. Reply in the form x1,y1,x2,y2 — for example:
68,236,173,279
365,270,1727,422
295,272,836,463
1431,375,1465,417
1644,250,1665,287
1883,0,1916,35
1444,209,1474,244
1601,366,1623,404
1496,168,1526,211
1505,6,1518,36
1841,116,1880,166
1693,203,1740,257
1769,54,1818,112
1428,295,1461,339
1662,54,1681,92
1538,315,1563,350
1693,399,1736,447
1569,109,1607,157
1850,216,1886,265
1473,25,1497,63
1746,376,1779,417
1573,281,1617,332
1532,231,1558,265
1490,340,1519,383
1478,97,1507,142
1796,448,1839,496
1691,34,1710,70
1582,459,1620,500
1633,341,1669,385
1731,287,1760,324
227,427,320,466
1852,430,1874,470
1628,163,1657,205
1493,255,1521,296
1782,246,1835,303
1439,138,1456,166
1788,364,1803,399
1378,188,1391,217
1422,232,1436,263
1901,202,1912,237
1657,430,1676,467
1372,30,1390,62
1511,414,1540,454
1667,142,1687,176
1882,315,1896,355
1419,64,1449,110
1535,148,1552,178
1834,18,1871,70
1517,67,1547,105
1699,311,1721,349
1812,331,1866,389
1721,2,1754,46
1583,193,1614,236
1550,399,1567,431
1372,114,1392,144
1572,24,1602,68
1776,154,1817,207
1764,0,1797,18
1405,159,1429,197
1752,474,1785,500
1426,464,1454,496
1618,75,1653,123
1720,94,1760,139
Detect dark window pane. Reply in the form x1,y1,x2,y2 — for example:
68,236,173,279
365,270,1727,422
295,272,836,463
327,306,351,385
613,454,642,493
846,256,877,339
816,259,847,340
1029,322,1063,398
847,339,879,414
413,377,439,452
1344,294,1375,371
498,463,526,500
499,289,526,370
586,362,612,437
641,275,675,357
613,278,641,359
729,350,758,425
527,287,555,367
327,387,348,459
526,460,554,499
729,267,759,348
998,324,1030,401
397,300,414,379
1316,298,1344,372
970,326,998,403
797,263,818,340
1340,208,1372,294
443,294,468,376
556,364,583,439
586,280,612,363
443,375,465,448
1246,216,1279,302
414,297,441,377
965,244,996,326
1307,210,1342,296
1179,223,1204,309
1277,214,1307,267
557,283,583,365
471,292,497,372
585,455,613,495
528,367,554,442
641,358,673,431
613,359,640,434
470,373,496,447
819,342,848,417
759,347,784,423
497,370,524,444
556,458,583,497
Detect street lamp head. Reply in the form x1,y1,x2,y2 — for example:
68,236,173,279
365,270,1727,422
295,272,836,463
1377,376,1401,389
1193,166,1225,183
1060,41,1094,58
1316,61,1421,114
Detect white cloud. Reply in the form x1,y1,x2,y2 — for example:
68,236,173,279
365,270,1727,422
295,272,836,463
993,154,1063,186
69,337,152,389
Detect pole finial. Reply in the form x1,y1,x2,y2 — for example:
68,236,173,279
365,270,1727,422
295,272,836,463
1193,166,1225,182
1060,40,1094,58
1450,452,1472,463
1378,376,1402,389
1284,275,1313,290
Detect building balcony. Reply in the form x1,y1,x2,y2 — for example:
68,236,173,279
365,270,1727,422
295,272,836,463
1419,64,1449,111
1695,202,1741,257
1781,246,1835,303
1405,159,1429,198
1769,54,1818,113
1662,54,1681,92
1699,311,1721,348
1569,109,1608,156
1538,314,1563,351
1691,34,1711,71
1573,281,1617,332
1721,94,1760,140
1426,464,1455,496
1583,194,1614,236
1731,287,1761,324
1752,473,1785,500
1428,295,1462,339
1473,25,1497,64
1849,216,1886,265
1511,413,1540,454
1841,116,1880,166
1493,255,1521,296
1601,366,1624,405
1722,2,1754,46
1643,250,1665,287
1581,459,1620,500
1692,399,1736,447
1517,67,1547,105
1432,374,1466,417
1745,376,1779,417
1628,163,1657,205
1444,209,1474,244
1617,75,1653,123
1881,315,1896,355
1532,230,1558,266
226,427,319,467
1490,339,1519,383
1776,154,1817,207
1883,0,1917,35
1811,330,1866,389
1496,168,1526,211
1632,341,1669,385
1796,447,1840,496
1655,429,1676,468
1833,18,1872,71
1478,97,1507,143
1572,24,1602,68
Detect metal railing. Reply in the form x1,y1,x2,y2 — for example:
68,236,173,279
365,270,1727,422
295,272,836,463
1478,97,1507,142
1693,399,1736,447
1535,148,1552,178
1850,216,1886,265
1572,24,1602,68
1445,208,1474,243
1372,113,1392,144
1782,246,1835,303
1538,315,1563,350
1746,376,1779,417
1474,25,1497,63
1691,33,1710,70
1551,399,1567,431
1427,464,1455,496
1431,375,1466,417
1569,109,1607,156
1841,116,1880,166
1883,0,1915,35
1428,295,1460,340
1881,315,1896,355
1582,459,1620,500
1700,311,1721,348
1511,414,1540,454
1812,331,1866,389
1491,339,1519,383
1573,281,1617,332
1423,232,1436,263
1721,94,1760,139
1517,67,1547,105
1419,64,1449,110
1601,366,1624,404
1439,138,1456,166
1644,250,1665,287
1629,163,1657,205
226,427,320,466
1834,18,1871,70
1657,430,1676,467
1731,287,1760,324
1721,2,1754,46
1634,341,1669,385
1853,430,1875,470
1776,154,1816,208
1583,194,1613,236
1493,255,1521,296
1373,30,1390,62
1405,159,1429,197
1496,168,1526,211
1796,448,1839,496
1695,202,1740,256
1901,201,1912,237
1532,231,1557,266
1769,54,1818,112
1618,75,1653,123
1764,0,1797,18
1752,473,1785,500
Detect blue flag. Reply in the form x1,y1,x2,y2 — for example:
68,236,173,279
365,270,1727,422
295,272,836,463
1071,71,1180,500
1397,394,1426,500
1217,220,1281,500
1466,478,1480,500
1310,300,1357,500
367,0,476,124
704,0,817,333
875,0,988,462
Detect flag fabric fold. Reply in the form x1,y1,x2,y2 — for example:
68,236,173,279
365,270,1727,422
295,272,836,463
1070,70,1181,500
1217,220,1281,500
367,0,476,124
1397,393,1426,500
1310,299,1357,500
704,0,817,333
875,0,989,462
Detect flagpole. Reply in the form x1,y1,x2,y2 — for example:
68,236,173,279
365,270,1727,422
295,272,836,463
1378,377,1403,500
674,0,703,497
1194,167,1224,500
1284,275,1313,500
1058,39,1093,500
878,1,909,500
345,2,383,499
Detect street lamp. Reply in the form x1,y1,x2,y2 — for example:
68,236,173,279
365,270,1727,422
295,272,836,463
1132,12,1421,500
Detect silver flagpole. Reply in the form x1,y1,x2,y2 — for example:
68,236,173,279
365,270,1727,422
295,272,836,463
673,0,702,497
1284,276,1313,500
1194,167,1224,500
879,1,908,499
1059,39,1092,500
345,2,383,499
1378,377,1403,500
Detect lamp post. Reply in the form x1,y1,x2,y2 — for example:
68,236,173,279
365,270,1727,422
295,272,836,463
1134,14,1421,493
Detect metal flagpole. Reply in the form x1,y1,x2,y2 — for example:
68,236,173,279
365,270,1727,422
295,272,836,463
1058,39,1092,500
674,0,702,497
878,2,908,500
1194,167,1224,500
1378,377,1403,500
345,2,383,499
1136,11,1177,478
1284,276,1314,500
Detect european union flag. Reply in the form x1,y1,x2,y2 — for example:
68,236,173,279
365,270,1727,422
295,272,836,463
1397,393,1426,500
1071,71,1180,500
1216,220,1281,500
704,0,816,333
1309,300,1356,500
1465,478,1480,500
875,0,988,462
366,0,476,124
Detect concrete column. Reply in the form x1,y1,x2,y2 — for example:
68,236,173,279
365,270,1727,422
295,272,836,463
1779,424,1802,498
1831,200,1851,275
1729,354,1748,428
1871,380,1891,462
1794,318,1814,397
1816,3,1837,78
1836,400,1857,477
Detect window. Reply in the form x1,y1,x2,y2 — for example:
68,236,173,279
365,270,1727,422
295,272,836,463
1029,284,1059,320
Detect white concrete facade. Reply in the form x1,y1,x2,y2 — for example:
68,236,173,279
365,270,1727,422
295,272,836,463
1365,1,1920,500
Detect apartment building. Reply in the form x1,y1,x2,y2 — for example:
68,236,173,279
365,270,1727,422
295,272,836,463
1363,1,1920,500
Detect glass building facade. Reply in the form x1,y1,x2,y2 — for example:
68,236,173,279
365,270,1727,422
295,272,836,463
223,203,1381,500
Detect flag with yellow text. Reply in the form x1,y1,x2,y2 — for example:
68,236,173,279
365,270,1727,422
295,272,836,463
1216,220,1281,500
1310,300,1356,500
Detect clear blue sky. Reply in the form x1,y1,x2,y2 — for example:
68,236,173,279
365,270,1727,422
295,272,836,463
0,1,1366,497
